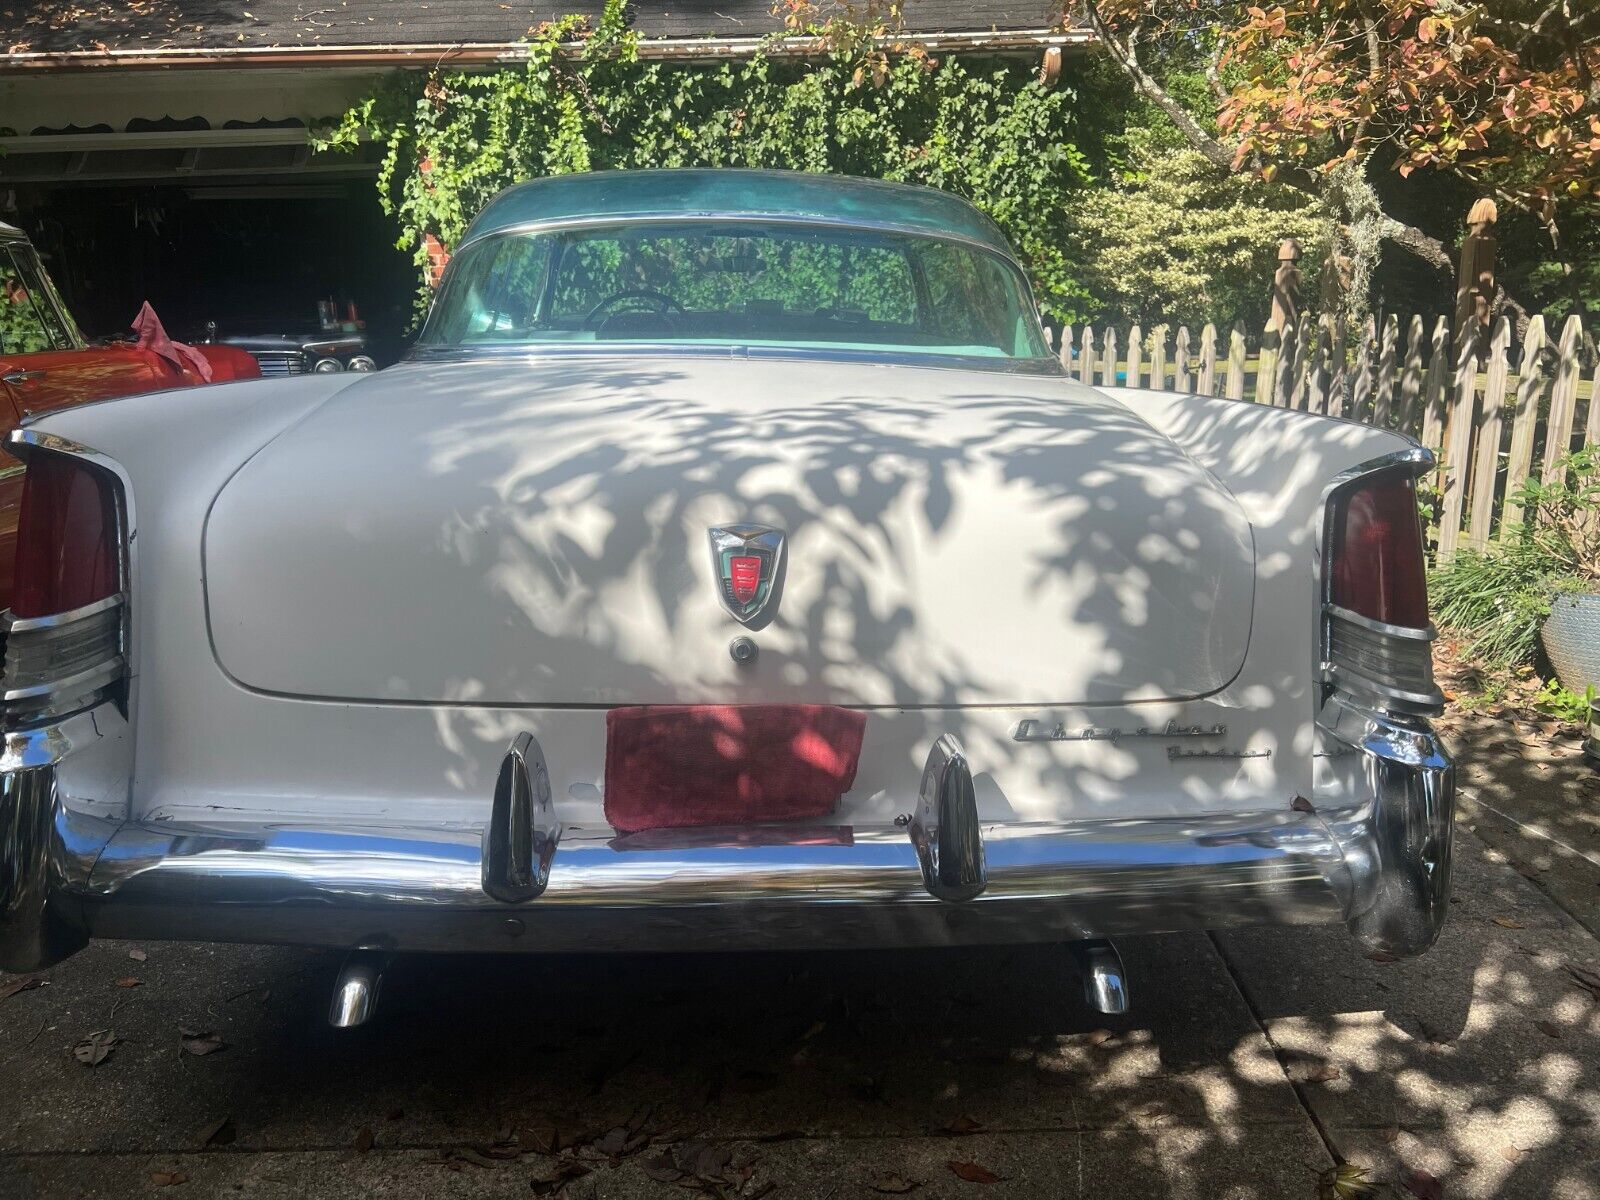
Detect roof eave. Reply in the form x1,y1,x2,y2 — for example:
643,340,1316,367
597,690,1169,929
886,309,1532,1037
0,27,1095,72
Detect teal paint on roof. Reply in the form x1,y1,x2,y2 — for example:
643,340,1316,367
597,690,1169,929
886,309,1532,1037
462,169,1017,258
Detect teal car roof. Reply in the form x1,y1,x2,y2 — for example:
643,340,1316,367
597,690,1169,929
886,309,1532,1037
462,169,1017,259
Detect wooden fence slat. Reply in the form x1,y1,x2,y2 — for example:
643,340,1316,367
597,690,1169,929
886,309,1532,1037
1307,319,1330,414
1437,322,1483,561
1058,324,1073,372
1287,315,1312,409
1500,314,1548,534
1398,315,1426,433
1327,317,1348,417
1150,325,1169,392
1420,316,1451,452
1467,316,1512,550
1586,351,1600,451
1541,314,1584,483
1199,323,1218,395
1175,326,1193,393
1100,327,1118,389
1078,325,1096,385
1226,323,1247,400
1374,314,1399,427
1349,315,1376,423
1125,323,1143,390
1260,320,1286,409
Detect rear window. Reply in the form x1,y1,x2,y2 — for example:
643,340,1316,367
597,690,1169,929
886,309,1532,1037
420,221,1048,360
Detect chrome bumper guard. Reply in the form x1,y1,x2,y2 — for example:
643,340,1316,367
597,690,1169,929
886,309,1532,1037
3,696,1453,971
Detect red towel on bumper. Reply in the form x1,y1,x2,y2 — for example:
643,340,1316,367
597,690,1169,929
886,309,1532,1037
603,704,867,834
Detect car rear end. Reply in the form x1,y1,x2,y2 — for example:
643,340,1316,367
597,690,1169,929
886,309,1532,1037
2,356,1455,1032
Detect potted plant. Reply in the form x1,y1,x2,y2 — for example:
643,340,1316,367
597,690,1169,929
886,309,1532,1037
1433,447,1599,707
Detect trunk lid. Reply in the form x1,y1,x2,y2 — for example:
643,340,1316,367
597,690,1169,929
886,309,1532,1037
204,356,1254,707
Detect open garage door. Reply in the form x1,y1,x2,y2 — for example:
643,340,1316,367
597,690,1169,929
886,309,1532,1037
14,182,416,365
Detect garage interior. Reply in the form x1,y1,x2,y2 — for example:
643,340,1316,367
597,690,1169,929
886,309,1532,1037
2,70,416,362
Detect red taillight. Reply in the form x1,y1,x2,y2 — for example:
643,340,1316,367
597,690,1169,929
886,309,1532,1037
1328,472,1429,629
10,452,121,619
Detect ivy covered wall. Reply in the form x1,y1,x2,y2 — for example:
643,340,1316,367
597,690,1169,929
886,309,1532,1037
317,0,1100,324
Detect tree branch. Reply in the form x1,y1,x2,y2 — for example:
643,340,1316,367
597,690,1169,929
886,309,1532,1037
1080,1,1237,174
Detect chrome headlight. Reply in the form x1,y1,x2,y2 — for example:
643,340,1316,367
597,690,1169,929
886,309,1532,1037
312,357,345,374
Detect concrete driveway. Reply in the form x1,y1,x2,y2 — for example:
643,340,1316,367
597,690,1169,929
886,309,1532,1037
3,731,1598,1199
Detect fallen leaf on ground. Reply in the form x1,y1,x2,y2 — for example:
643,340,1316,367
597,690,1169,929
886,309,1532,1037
1291,795,1316,813
639,1151,683,1183
149,1171,188,1187
948,1160,1001,1184
193,1115,235,1147
128,948,148,962
520,1121,560,1155
114,977,142,989
0,975,45,1002
1535,1020,1563,1039
528,1155,590,1193
1316,1163,1380,1199
1491,917,1525,929
1403,1167,1444,1200
870,1175,921,1194
73,1030,118,1067
1303,1063,1341,1083
178,1027,228,1056
353,1126,374,1153
1500,1144,1525,1162
1566,963,1600,1000
1378,1127,1400,1145
938,1115,982,1136
1084,1028,1115,1045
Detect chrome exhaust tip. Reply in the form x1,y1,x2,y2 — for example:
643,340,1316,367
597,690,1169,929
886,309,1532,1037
1071,938,1129,1014
329,950,385,1028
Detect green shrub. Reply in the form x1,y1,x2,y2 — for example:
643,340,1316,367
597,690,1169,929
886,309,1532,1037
1430,448,1599,671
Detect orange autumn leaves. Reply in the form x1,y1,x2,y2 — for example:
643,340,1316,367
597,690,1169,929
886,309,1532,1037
1089,0,1599,223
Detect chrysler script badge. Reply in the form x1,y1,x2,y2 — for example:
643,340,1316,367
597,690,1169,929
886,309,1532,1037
709,524,785,624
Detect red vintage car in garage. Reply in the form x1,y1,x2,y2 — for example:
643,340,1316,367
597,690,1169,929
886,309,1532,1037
0,220,259,609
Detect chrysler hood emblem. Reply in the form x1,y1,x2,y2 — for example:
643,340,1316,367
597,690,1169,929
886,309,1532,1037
708,523,785,624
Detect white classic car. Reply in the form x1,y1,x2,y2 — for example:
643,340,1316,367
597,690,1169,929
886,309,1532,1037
1,170,1451,1026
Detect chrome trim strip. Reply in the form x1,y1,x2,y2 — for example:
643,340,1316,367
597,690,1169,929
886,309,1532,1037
454,211,1014,260
2,593,125,634
1325,605,1437,642
0,657,126,704
406,342,1064,374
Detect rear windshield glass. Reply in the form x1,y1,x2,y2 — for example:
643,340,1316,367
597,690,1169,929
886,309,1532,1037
419,221,1048,360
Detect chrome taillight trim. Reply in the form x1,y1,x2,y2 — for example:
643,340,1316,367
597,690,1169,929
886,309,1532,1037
3,592,126,634
1,431,135,728
1315,447,1443,717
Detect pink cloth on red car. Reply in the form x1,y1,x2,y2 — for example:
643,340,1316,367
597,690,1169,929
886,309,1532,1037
131,301,213,383
603,704,867,834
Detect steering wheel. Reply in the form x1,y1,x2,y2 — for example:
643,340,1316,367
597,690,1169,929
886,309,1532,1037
584,289,686,330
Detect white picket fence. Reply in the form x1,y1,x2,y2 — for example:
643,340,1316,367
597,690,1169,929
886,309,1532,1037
1052,313,1599,560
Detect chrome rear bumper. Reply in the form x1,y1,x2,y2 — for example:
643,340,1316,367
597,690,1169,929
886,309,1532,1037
3,696,1453,969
